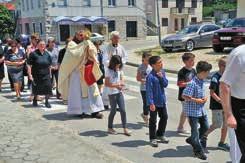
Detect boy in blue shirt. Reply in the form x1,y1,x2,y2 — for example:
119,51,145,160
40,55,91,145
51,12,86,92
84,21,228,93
182,61,212,160
146,56,169,147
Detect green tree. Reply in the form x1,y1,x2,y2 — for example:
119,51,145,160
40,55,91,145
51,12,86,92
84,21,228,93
0,5,15,38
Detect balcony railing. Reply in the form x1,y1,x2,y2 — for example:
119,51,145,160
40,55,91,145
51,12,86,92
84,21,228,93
170,7,195,15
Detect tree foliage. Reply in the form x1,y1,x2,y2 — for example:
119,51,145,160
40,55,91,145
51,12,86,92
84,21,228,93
0,5,15,38
203,0,237,17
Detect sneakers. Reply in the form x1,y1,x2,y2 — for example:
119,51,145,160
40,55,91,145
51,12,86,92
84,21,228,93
150,139,158,147
194,151,207,160
218,142,230,151
157,136,169,144
141,113,149,125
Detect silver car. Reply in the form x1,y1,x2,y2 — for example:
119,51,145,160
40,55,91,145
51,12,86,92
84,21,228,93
161,24,221,52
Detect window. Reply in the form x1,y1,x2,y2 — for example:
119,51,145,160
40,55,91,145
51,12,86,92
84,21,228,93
40,23,43,35
162,0,168,8
162,18,168,26
30,0,34,9
25,23,30,34
108,0,116,6
22,0,25,10
32,23,36,33
192,0,197,8
59,25,70,42
83,0,91,7
108,20,115,32
38,0,41,8
126,21,137,37
176,0,184,8
26,0,29,10
191,17,197,24
128,0,135,6
64,0,68,6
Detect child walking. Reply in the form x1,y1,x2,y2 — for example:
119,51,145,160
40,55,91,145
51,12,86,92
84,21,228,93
136,52,152,125
146,56,169,147
182,61,212,160
105,55,131,136
204,56,230,151
177,52,196,134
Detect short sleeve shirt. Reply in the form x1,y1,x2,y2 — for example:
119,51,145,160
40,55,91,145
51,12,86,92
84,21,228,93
137,64,152,91
177,67,196,101
209,72,223,110
105,69,123,95
5,49,25,62
47,48,59,66
220,45,245,99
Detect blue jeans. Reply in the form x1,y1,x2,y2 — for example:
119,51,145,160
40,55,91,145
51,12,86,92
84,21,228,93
188,115,209,152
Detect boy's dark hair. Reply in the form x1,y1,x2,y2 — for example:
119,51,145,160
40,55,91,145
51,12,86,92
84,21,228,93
108,55,123,70
196,61,212,74
149,56,161,66
182,52,195,62
142,51,152,59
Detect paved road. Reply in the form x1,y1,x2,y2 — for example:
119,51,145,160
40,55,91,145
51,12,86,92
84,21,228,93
0,65,231,163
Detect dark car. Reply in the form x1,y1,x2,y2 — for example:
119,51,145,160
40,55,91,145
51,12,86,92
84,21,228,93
212,18,245,52
161,23,220,52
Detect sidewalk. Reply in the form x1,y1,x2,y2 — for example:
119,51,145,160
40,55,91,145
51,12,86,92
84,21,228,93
0,95,131,163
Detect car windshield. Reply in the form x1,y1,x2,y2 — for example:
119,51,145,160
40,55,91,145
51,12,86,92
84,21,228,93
177,25,200,34
226,19,245,28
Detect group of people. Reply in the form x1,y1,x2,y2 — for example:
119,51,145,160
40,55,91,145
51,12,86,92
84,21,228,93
0,29,244,162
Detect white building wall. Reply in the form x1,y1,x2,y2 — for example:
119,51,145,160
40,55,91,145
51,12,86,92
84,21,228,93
237,0,245,17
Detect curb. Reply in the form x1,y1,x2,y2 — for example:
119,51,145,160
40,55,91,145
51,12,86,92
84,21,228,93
126,62,179,74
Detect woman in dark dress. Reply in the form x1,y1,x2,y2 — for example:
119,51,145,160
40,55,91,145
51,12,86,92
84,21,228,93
0,46,5,91
5,41,25,99
27,40,52,108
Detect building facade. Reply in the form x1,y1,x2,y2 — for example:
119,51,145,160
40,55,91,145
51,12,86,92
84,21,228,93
17,0,146,43
237,0,245,17
145,0,203,35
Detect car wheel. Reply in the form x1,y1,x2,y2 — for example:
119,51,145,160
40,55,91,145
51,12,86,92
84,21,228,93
213,45,224,53
185,40,195,52
164,48,172,53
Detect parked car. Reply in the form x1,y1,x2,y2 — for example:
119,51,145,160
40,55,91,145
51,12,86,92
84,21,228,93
161,23,221,52
212,18,245,52
90,33,105,42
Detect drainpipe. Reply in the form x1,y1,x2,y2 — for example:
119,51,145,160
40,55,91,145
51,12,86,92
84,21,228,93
100,0,103,17
156,0,162,46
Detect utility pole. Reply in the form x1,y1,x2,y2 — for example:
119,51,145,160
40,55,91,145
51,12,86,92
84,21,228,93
100,0,103,17
156,0,162,46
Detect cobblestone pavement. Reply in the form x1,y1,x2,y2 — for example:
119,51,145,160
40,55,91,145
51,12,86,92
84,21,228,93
0,96,131,163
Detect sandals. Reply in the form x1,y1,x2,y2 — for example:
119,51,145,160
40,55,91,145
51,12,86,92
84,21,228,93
108,128,117,135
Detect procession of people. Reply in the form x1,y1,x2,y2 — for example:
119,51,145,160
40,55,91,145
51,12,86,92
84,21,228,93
0,29,244,162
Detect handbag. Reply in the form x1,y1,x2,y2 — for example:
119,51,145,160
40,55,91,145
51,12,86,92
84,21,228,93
84,60,102,86
84,60,96,86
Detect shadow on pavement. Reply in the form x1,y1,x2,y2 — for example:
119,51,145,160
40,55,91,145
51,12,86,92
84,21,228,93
112,140,149,148
113,122,144,130
42,112,85,121
165,130,189,138
153,145,193,158
79,130,108,138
